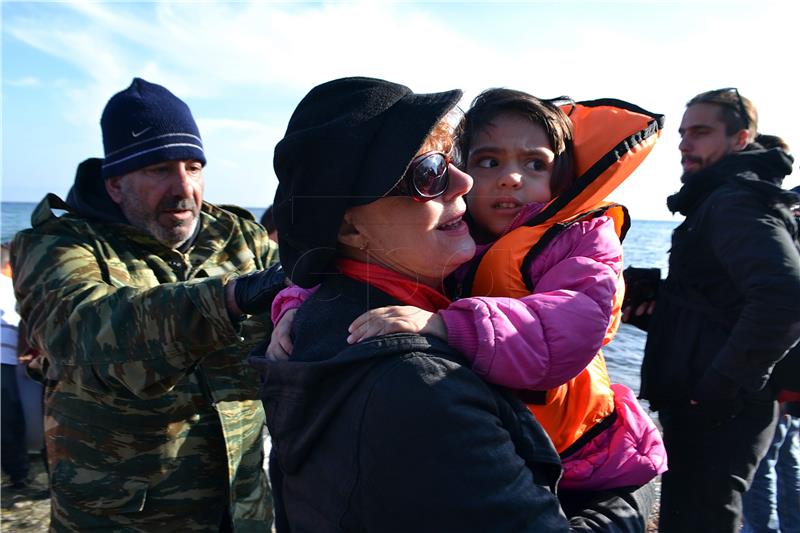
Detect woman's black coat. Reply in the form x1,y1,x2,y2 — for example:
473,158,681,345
252,275,576,532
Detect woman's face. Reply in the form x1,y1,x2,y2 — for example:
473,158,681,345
343,161,476,288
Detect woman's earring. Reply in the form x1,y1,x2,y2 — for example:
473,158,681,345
359,241,368,251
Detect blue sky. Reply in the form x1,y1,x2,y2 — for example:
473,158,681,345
2,1,797,220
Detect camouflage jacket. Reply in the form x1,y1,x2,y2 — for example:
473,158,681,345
12,194,278,532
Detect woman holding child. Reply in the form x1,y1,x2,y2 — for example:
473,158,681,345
253,76,662,532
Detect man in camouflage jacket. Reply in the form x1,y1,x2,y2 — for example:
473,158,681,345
11,78,281,532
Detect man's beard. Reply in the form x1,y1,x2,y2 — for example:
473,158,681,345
119,195,199,249
680,155,705,182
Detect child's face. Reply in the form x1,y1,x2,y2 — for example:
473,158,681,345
465,113,554,239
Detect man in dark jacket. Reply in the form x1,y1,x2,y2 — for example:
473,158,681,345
640,88,800,532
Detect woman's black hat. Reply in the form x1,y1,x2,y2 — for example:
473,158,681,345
273,76,462,288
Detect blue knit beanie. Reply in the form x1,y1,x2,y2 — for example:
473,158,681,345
101,78,206,179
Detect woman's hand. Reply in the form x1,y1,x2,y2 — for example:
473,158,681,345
347,306,447,344
266,308,297,361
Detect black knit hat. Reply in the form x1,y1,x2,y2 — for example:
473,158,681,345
273,76,462,288
100,78,206,179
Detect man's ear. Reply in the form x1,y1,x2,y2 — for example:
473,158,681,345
733,129,751,151
105,176,124,204
337,211,367,250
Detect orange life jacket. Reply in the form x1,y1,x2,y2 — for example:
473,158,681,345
467,99,663,454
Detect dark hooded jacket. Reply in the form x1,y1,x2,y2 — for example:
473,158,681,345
640,147,800,412
251,274,576,533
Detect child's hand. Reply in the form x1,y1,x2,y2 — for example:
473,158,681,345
266,308,297,361
347,306,447,344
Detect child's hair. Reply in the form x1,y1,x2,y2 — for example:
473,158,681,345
457,88,576,196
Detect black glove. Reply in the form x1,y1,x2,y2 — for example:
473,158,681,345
233,263,287,316
621,266,661,332
691,368,744,424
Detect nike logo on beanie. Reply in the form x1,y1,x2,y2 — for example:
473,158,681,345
132,127,152,138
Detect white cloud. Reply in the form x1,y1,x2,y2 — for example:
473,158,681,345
5,76,41,87
199,118,284,163
2,1,798,212
5,2,503,95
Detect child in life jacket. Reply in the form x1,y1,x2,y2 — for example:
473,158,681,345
271,88,667,492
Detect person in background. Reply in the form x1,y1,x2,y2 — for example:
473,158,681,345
11,78,284,531
741,136,800,531
259,204,278,242
638,88,800,532
743,401,800,533
1,241,30,491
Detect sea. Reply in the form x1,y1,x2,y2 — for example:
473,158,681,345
0,200,679,398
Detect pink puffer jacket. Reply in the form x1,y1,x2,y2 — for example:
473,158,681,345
439,203,665,490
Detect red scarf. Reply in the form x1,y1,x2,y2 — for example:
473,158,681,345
778,390,800,403
336,258,451,312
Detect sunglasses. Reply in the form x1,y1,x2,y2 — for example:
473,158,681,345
387,151,453,202
717,87,750,131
